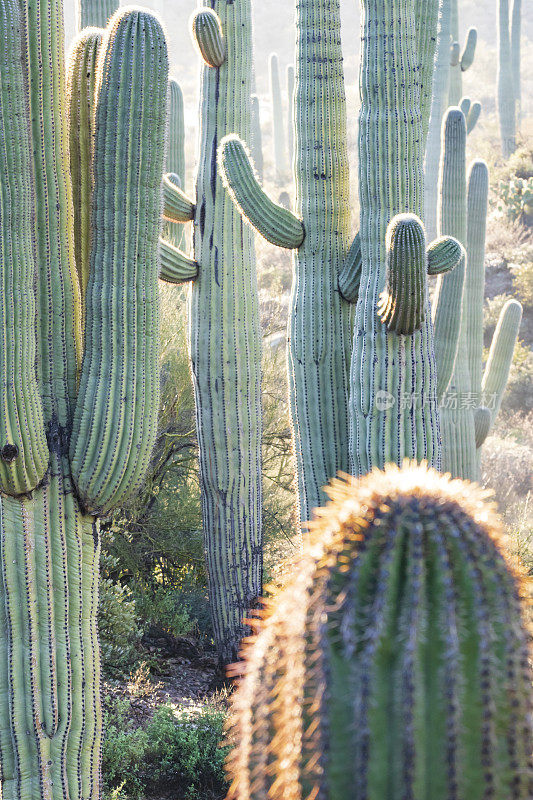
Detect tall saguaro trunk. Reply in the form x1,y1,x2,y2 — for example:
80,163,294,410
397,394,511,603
349,0,441,476
0,5,167,797
191,1,263,664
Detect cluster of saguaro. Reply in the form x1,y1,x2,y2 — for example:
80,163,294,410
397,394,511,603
498,0,522,157
0,3,167,797
220,0,462,517
77,0,118,31
227,464,533,800
160,1,263,665
433,108,522,480
219,0,353,521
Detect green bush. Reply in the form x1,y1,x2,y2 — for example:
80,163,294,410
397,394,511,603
511,246,533,308
98,553,142,673
102,698,229,800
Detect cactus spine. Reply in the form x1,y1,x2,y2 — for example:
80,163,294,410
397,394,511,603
227,464,533,800
160,2,262,663
349,0,442,476
498,0,518,157
448,0,477,106
77,0,118,31
269,53,286,183
219,0,353,521
0,4,167,797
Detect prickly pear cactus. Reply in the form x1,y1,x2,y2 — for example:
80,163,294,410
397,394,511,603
227,464,533,800
160,1,263,664
0,4,167,797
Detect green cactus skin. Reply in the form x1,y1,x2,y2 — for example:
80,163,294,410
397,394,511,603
191,8,225,68
67,28,103,300
162,80,186,251
448,0,477,106
286,64,294,167
162,172,195,223
432,109,467,405
349,0,441,478
269,53,286,183
427,235,464,275
511,0,521,123
161,1,263,664
227,464,533,800
220,0,353,521
498,0,517,158
338,232,362,303
250,95,263,183
481,299,522,435
77,0,118,31
0,5,167,797
466,100,482,133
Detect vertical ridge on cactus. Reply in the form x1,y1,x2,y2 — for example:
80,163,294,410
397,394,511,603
67,27,103,300
77,0,118,32
227,464,533,800
163,80,187,250
349,0,441,477
0,4,167,796
250,95,263,182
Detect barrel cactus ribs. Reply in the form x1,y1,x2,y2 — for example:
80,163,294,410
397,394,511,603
227,464,533,800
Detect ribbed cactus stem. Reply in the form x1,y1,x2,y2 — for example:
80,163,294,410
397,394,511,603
162,173,195,223
269,53,286,182
511,0,521,122
448,0,477,105
377,214,427,336
349,0,441,476
250,95,263,182
466,101,482,133
432,109,466,404
482,299,523,434
425,0,452,241
219,136,304,248
67,28,103,299
466,160,489,409
188,0,263,663
227,464,533,800
0,4,167,798
191,8,225,67
498,0,516,157
71,8,167,514
163,80,187,250
0,0,48,498
427,235,464,275
286,64,294,166
338,232,362,303
77,0,117,31
221,0,353,520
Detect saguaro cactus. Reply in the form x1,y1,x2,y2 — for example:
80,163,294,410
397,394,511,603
218,0,352,521
498,0,520,157
160,2,262,664
269,53,286,183
77,0,118,31
0,4,167,798
348,0,446,477
219,0,459,513
448,0,477,106
286,64,294,166
250,95,263,183
227,464,533,800
162,79,186,250
433,109,522,478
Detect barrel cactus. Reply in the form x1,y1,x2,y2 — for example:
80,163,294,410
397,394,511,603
227,464,533,800
433,109,522,479
77,0,117,31
160,1,263,664
0,4,167,797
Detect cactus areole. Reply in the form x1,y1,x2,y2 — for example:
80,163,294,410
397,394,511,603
227,465,533,800
0,4,167,798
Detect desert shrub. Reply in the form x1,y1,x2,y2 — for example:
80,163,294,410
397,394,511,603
511,247,533,308
495,177,533,224
98,553,142,673
102,698,229,800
